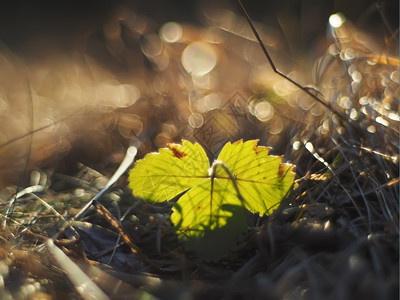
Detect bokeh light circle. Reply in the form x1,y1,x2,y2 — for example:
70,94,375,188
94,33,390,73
160,22,182,43
181,42,217,76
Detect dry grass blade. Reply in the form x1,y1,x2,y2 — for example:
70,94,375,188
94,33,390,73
0,1,397,299
74,138,141,221
92,201,145,262
46,239,110,300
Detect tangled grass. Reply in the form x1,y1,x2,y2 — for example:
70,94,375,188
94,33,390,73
0,2,397,299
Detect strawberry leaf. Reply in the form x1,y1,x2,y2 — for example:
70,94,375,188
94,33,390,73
171,179,247,261
128,139,295,260
217,140,295,215
128,140,209,202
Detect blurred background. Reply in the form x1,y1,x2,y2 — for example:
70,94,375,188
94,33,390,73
0,0,397,186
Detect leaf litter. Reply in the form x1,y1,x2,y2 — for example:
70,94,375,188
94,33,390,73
0,1,397,299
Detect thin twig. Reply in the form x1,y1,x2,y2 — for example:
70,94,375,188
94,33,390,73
234,0,347,123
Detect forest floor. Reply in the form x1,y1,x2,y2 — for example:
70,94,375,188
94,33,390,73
0,1,398,299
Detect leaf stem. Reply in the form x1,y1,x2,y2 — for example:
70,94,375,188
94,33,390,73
209,160,246,209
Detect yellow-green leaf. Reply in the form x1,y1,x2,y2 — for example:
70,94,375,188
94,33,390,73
128,139,296,260
171,179,247,261
128,140,209,202
216,140,295,215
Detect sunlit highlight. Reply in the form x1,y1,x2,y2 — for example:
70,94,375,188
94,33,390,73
329,13,345,29
367,125,376,133
188,113,204,128
140,34,163,58
375,116,389,127
160,22,182,43
292,141,301,151
254,101,274,122
195,93,221,113
181,42,217,76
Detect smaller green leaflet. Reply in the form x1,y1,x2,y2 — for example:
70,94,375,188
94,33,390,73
129,140,295,260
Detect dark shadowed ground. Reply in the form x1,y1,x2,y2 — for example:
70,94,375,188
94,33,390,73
0,1,397,299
